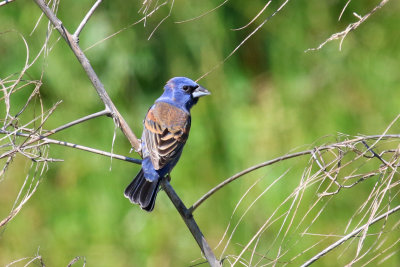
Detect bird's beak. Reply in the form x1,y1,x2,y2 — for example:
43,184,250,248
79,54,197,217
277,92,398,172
192,86,211,98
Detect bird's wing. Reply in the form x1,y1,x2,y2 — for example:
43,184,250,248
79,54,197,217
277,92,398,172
143,102,191,170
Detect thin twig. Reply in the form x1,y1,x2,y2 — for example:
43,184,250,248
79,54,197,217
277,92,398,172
4,110,110,145
215,179,260,252
73,0,102,39
189,134,400,213
301,204,400,267
0,0,16,7
1,160,42,228
231,1,271,31
220,170,289,261
43,139,141,164
361,140,389,165
306,0,390,52
84,1,168,51
32,0,141,152
67,256,86,267
20,100,62,147
196,0,290,82
0,129,141,164
175,0,228,24
46,109,110,135
147,0,174,40
338,0,352,21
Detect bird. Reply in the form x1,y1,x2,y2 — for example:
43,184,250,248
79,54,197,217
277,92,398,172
124,77,210,211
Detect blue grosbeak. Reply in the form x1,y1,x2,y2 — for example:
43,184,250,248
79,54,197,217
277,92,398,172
124,77,210,211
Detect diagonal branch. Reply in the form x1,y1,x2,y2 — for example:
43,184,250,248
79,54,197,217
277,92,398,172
301,204,400,267
0,0,16,7
161,179,221,267
46,109,110,135
32,0,141,153
31,1,220,266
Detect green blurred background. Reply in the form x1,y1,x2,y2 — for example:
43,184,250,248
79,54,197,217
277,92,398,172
1,0,400,266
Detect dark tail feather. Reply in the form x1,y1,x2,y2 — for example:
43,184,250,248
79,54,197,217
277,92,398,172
124,169,160,212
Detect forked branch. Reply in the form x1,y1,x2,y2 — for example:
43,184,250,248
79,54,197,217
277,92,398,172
32,0,141,152
306,0,390,51
190,134,400,213
31,1,220,265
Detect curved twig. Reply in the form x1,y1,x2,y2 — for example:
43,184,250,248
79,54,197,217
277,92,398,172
306,0,390,52
231,1,271,31
0,128,141,164
196,0,290,82
189,134,400,213
301,204,400,267
174,0,228,24
73,0,102,39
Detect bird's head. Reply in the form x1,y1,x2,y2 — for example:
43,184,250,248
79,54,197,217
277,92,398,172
158,77,210,111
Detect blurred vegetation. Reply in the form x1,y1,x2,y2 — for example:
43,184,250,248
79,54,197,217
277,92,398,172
0,0,399,266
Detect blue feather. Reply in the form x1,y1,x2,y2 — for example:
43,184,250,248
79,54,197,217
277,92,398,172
124,77,210,211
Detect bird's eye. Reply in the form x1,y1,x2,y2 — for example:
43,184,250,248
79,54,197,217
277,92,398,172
183,85,199,93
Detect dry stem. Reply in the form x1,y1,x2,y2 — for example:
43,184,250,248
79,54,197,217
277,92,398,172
306,0,390,52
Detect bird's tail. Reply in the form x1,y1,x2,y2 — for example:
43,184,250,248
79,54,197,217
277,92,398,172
124,169,160,212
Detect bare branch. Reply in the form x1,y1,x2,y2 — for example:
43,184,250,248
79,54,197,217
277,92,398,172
5,255,45,267
0,129,141,164
306,0,390,52
160,179,222,267
44,138,141,164
67,256,86,267
0,0,16,7
190,134,400,213
147,0,175,40
32,0,141,152
46,109,110,135
84,1,168,51
301,204,400,267
73,0,102,39
29,2,225,265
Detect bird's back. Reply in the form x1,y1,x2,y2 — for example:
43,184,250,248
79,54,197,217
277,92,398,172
143,101,191,173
